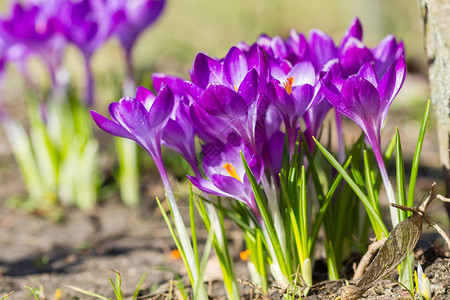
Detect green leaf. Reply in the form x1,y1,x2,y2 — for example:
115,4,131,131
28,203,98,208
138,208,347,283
25,287,43,300
155,197,194,284
314,137,388,238
189,184,199,267
407,101,430,207
395,128,407,221
1,292,13,300
65,285,111,300
132,273,147,300
241,152,288,276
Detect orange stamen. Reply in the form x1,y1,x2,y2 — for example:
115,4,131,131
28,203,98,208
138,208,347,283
283,77,294,94
240,249,251,261
223,162,241,182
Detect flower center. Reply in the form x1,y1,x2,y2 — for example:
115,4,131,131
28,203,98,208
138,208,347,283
223,162,241,182
283,77,294,94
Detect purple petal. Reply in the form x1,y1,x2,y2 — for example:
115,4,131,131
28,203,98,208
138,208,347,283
90,110,135,140
340,76,381,122
238,69,259,105
308,29,338,71
148,85,175,128
270,36,288,60
339,17,363,51
152,73,186,95
320,80,341,109
187,175,234,198
135,86,156,110
339,38,374,77
289,61,316,86
223,46,248,88
199,84,248,119
191,52,222,89
357,63,378,87
291,84,315,113
288,30,308,60
211,174,248,201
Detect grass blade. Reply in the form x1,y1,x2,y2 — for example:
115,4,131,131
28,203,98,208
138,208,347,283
314,137,388,237
407,100,430,207
65,285,110,300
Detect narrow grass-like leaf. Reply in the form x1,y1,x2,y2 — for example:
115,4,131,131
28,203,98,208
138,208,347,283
132,273,147,300
155,197,193,284
65,285,110,300
189,185,199,267
241,152,288,275
194,220,215,297
308,157,351,255
407,101,430,207
314,137,388,237
1,292,13,300
363,150,378,212
25,287,43,300
395,128,407,221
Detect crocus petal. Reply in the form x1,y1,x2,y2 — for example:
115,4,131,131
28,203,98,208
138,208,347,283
135,86,156,110
148,84,175,128
339,17,363,52
90,110,135,140
289,61,316,86
372,35,402,77
291,84,315,113
308,29,338,71
320,80,342,109
187,175,235,198
191,52,222,89
358,63,378,87
223,46,248,88
270,36,288,60
339,38,373,76
340,76,381,122
238,68,259,105
211,174,248,199
199,84,248,119
152,73,186,95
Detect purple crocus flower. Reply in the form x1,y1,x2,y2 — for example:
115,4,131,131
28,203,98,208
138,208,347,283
267,61,317,154
90,85,174,181
152,73,200,176
321,56,406,226
187,46,270,150
187,134,264,223
59,0,125,105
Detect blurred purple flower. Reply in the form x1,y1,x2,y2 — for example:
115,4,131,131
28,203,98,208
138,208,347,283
59,0,125,105
0,1,66,86
114,0,165,55
187,134,264,222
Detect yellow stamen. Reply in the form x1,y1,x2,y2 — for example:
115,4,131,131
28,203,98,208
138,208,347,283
234,85,239,92
283,77,294,94
223,162,241,182
240,249,251,261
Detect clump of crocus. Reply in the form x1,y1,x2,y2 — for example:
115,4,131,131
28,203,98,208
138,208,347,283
93,16,413,298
